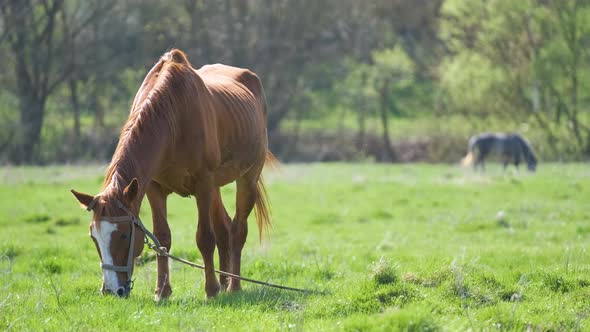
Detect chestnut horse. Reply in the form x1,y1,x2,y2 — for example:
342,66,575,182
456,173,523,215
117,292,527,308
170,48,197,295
71,49,273,300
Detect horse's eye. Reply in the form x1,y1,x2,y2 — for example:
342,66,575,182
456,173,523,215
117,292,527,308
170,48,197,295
120,233,128,240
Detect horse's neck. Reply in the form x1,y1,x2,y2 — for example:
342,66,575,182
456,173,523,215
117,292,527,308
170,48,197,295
108,127,170,202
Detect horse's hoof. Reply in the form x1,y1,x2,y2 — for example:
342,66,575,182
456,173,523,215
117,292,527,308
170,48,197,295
205,281,221,298
154,294,168,302
154,285,172,302
219,276,229,291
227,281,242,293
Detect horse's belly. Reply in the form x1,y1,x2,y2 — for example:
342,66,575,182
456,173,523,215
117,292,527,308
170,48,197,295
154,161,252,195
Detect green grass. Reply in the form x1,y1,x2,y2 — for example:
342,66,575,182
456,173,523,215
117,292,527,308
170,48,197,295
1,163,589,331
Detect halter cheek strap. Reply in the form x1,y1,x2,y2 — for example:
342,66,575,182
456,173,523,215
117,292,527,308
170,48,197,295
87,197,167,293
100,212,136,287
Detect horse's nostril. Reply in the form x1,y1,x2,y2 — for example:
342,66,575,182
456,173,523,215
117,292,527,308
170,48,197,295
116,287,125,297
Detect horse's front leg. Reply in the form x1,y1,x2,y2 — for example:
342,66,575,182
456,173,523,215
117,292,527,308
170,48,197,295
195,180,221,298
146,181,172,301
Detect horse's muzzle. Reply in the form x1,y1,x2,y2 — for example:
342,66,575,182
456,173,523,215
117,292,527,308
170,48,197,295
101,285,130,298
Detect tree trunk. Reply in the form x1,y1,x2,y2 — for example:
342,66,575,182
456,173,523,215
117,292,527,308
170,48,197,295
266,92,294,134
224,0,235,63
69,79,81,139
285,108,303,161
18,97,45,164
356,103,366,151
379,80,396,162
569,53,582,149
356,72,368,150
186,0,212,65
92,94,104,128
531,106,559,157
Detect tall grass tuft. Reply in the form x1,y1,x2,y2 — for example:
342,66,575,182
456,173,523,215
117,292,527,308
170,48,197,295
369,257,397,285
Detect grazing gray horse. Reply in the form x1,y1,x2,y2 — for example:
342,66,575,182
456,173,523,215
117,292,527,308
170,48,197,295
461,133,537,172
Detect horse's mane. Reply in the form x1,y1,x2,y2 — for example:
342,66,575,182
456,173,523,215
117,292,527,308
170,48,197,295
102,49,202,190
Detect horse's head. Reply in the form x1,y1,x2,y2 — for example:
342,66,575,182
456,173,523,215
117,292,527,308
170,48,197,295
526,152,537,172
527,160,537,172
71,178,145,297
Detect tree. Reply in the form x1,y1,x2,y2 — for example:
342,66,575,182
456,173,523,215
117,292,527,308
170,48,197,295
1,0,66,163
0,0,115,163
372,47,415,162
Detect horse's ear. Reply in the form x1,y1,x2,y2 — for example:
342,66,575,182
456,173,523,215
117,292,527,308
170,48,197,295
123,178,139,203
71,189,95,209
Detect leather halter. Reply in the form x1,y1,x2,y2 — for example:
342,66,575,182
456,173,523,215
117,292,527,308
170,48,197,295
87,196,166,293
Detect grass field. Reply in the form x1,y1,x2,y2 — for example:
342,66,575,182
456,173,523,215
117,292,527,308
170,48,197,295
1,163,589,331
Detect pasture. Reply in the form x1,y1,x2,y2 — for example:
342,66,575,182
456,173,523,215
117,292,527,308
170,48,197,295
1,163,589,331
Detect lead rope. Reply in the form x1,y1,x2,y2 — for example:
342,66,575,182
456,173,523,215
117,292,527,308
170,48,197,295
145,241,320,294
114,199,322,295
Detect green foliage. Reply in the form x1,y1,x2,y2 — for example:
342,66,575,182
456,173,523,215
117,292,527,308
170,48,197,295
439,52,504,115
1,164,590,330
372,47,415,79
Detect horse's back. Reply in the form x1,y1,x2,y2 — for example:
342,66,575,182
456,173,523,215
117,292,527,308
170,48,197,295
472,132,523,155
198,64,264,103
197,63,266,136
196,64,268,184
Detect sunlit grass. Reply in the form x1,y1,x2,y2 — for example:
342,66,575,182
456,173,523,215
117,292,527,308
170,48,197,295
1,163,589,331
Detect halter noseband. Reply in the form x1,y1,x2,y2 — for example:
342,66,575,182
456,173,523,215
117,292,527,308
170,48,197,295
87,196,166,294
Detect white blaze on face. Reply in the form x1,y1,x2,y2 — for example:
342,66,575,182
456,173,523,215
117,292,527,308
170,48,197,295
90,221,119,292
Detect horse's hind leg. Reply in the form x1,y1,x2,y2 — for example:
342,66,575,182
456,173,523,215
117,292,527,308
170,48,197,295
211,187,231,290
228,170,260,292
146,181,172,301
195,179,221,298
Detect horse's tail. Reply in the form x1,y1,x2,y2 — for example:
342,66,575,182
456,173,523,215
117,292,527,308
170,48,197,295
254,175,271,242
253,151,278,241
461,137,476,167
461,152,474,167
264,150,279,169
255,73,276,240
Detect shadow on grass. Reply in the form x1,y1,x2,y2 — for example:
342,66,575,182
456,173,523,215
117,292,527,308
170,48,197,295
23,213,51,223
212,288,307,309
54,217,81,227
157,286,326,312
